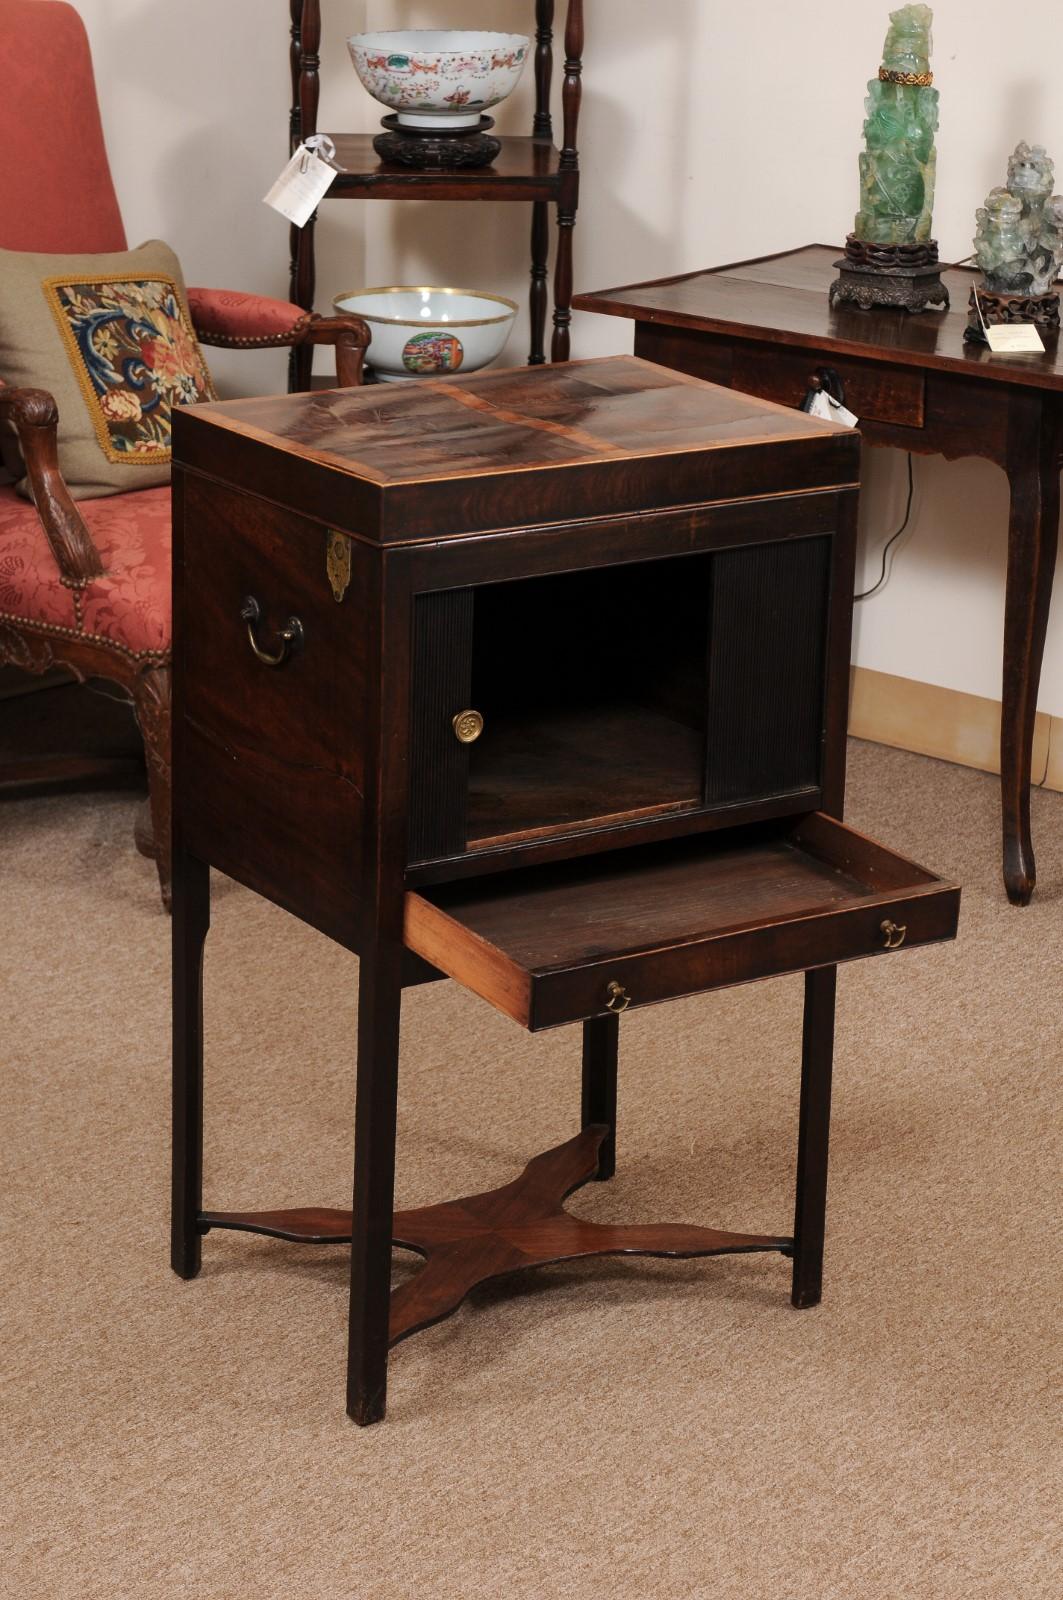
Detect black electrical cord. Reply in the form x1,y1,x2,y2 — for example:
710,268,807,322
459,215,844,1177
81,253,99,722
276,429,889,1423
854,452,915,601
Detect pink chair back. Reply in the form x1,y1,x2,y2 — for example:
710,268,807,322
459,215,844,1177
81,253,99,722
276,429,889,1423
0,0,125,251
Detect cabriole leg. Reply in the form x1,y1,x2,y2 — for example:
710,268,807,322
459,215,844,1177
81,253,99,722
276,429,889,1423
1001,395,1060,905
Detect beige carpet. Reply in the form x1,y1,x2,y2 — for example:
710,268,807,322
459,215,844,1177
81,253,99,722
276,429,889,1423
2,732,1060,1599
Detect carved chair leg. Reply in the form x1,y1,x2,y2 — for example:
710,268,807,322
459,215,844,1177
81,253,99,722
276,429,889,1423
132,663,172,910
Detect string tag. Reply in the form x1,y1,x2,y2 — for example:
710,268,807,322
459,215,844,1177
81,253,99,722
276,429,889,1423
807,390,859,428
264,139,343,229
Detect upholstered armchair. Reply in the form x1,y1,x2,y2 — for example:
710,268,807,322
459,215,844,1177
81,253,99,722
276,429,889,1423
0,0,369,907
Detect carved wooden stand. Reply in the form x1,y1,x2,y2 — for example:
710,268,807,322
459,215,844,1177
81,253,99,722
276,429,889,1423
372,116,501,172
964,285,1061,345
830,235,950,314
286,0,583,389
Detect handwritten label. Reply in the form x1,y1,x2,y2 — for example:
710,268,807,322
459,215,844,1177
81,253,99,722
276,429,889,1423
984,323,1045,355
263,144,338,229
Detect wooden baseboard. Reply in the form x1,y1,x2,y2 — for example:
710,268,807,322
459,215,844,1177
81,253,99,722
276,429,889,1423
848,666,1063,792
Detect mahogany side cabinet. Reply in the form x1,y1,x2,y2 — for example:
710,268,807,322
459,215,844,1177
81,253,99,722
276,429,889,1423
170,356,960,1425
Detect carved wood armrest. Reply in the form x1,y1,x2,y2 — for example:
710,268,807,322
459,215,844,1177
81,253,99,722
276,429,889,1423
0,387,104,583
288,314,371,388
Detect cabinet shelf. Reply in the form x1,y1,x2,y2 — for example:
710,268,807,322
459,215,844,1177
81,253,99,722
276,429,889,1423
323,134,564,203
466,702,705,848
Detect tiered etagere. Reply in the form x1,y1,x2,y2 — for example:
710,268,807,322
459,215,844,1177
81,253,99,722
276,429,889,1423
286,0,583,389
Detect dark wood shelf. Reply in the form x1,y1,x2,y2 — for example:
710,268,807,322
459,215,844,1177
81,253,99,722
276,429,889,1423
466,702,705,847
325,134,564,202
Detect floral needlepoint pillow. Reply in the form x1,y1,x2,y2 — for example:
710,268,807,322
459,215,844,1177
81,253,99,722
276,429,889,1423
0,240,215,498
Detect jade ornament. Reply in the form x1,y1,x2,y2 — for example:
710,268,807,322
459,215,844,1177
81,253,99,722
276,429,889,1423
854,5,939,246
974,143,1063,297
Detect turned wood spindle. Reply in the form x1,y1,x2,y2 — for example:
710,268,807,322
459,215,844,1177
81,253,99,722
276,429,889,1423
289,0,321,391
551,0,583,362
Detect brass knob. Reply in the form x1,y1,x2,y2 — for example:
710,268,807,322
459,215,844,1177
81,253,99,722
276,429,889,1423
605,980,630,1014
881,919,907,950
452,709,484,745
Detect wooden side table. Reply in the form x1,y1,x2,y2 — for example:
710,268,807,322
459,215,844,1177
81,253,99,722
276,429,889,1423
575,245,1063,905
171,357,959,1423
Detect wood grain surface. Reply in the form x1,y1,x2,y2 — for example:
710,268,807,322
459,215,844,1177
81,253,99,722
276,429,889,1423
574,244,1063,391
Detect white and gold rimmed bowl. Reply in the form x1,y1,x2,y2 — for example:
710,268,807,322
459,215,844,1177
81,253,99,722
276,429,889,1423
347,30,530,130
332,286,518,380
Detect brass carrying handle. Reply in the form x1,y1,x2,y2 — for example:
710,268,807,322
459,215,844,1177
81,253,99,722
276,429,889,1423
240,595,304,668
881,919,907,950
605,980,631,1014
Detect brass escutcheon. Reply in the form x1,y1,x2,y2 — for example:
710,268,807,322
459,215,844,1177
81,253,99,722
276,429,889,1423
326,529,353,603
605,980,631,1013
880,919,908,950
452,709,484,744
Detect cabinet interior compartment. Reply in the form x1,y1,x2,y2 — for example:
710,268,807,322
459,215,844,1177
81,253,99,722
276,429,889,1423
406,534,834,863
466,555,711,847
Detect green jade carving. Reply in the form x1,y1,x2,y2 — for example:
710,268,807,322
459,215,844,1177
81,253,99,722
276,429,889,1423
974,143,1063,296
854,6,939,245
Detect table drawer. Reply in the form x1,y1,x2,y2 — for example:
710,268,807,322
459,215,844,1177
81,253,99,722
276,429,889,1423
405,812,959,1031
732,345,925,428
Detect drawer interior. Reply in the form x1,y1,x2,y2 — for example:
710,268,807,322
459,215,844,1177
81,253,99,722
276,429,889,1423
405,813,959,1030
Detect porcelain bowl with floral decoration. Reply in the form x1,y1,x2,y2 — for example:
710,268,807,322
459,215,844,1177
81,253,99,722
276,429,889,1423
333,286,518,381
347,30,530,130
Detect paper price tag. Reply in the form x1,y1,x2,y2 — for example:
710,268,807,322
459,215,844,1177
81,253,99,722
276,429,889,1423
985,323,1045,355
264,144,338,229
807,390,860,428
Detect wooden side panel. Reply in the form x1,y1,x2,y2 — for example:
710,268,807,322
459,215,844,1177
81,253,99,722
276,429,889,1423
177,473,371,942
705,536,831,805
407,588,474,863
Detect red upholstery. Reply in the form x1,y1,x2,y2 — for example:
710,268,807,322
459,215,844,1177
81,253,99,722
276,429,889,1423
0,1,125,252
0,484,170,657
188,287,308,342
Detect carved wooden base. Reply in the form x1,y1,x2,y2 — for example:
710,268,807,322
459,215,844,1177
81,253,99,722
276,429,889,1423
964,286,1061,345
830,235,950,314
201,1127,792,1347
373,115,500,171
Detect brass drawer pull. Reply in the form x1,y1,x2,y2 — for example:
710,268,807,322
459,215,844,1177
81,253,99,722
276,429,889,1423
240,595,304,668
452,709,484,745
881,919,907,950
605,980,630,1013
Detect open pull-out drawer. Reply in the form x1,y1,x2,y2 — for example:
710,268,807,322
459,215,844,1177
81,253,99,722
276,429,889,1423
405,814,960,1032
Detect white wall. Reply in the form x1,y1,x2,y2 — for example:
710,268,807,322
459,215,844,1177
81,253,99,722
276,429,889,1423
78,0,1063,714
